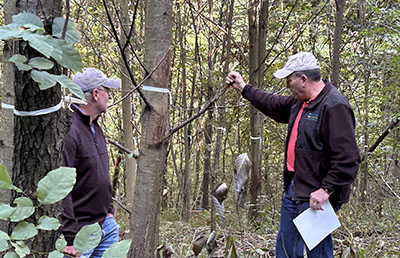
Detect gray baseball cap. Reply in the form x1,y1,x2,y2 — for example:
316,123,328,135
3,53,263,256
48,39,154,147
73,68,121,92
273,52,320,79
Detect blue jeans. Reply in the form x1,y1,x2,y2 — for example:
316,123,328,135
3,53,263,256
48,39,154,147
81,215,119,258
276,179,340,258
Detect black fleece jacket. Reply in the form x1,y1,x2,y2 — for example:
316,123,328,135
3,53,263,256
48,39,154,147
242,81,360,203
61,105,114,245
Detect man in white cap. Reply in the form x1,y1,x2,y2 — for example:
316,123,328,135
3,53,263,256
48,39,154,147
226,52,360,257
62,68,120,257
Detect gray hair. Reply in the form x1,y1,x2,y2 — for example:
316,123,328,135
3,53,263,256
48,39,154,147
293,69,321,82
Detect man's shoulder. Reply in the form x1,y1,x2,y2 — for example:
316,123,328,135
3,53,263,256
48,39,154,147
322,86,350,107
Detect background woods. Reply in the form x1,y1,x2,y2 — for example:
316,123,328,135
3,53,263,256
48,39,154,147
1,0,400,257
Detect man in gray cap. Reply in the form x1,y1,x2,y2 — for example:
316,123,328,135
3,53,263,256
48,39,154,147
62,68,120,257
226,52,360,258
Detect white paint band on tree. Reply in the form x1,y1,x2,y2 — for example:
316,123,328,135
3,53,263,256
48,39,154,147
143,85,172,105
1,101,62,116
250,135,262,150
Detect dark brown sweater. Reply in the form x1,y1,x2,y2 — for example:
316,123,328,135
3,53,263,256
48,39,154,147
62,105,114,245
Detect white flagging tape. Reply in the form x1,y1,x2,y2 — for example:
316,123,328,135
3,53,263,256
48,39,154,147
1,101,62,116
143,85,172,105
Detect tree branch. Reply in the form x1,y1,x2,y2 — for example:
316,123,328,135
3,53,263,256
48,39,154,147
361,116,400,162
163,83,232,141
101,0,153,109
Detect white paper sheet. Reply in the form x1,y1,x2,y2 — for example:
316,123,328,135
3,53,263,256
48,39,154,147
293,200,341,251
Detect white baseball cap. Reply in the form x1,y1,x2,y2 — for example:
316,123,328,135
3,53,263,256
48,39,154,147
273,52,320,79
73,68,121,92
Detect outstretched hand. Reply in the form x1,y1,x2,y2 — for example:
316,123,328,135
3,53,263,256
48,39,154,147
226,71,246,92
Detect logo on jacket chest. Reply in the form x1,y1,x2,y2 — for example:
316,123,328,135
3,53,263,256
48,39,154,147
306,112,319,121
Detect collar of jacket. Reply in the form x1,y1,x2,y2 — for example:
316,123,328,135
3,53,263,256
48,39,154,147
71,104,100,125
304,79,333,109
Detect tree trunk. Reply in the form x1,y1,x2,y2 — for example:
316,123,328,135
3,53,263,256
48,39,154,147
177,2,192,222
332,0,345,88
0,0,16,233
7,1,65,256
129,0,172,256
119,0,137,214
247,0,263,222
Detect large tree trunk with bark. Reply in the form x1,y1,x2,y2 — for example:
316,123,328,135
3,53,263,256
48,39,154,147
128,0,172,256
9,0,65,256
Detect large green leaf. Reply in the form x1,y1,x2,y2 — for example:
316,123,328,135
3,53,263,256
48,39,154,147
0,164,13,190
55,236,67,252
52,17,81,44
0,25,23,40
4,251,19,258
36,167,76,205
54,75,86,101
12,13,43,28
28,57,54,70
0,204,15,220
36,216,61,231
57,39,82,71
10,197,35,222
48,250,64,258
31,70,57,90
9,54,31,71
101,239,132,258
0,230,10,240
74,223,101,254
11,241,30,257
0,238,9,252
10,222,38,240
22,33,63,61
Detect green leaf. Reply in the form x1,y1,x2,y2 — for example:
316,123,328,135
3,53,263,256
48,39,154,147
22,33,63,61
9,54,32,71
10,222,38,240
0,230,10,240
0,164,13,190
36,167,76,205
37,216,61,231
101,239,132,258
74,223,101,254
31,70,57,90
55,236,67,252
0,25,23,40
28,57,54,70
57,39,83,71
54,75,86,102
12,13,44,28
48,250,64,258
52,17,81,44
10,197,35,222
0,238,9,252
11,241,30,257
4,251,19,258
0,203,15,220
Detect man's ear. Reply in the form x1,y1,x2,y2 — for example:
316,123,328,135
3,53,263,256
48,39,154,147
301,74,307,82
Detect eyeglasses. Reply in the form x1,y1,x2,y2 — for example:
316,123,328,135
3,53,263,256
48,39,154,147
95,87,110,95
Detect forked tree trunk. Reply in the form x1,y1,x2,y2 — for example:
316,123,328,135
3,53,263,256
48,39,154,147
129,0,172,256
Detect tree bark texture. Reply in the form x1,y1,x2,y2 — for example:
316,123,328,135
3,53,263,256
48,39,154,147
0,0,17,233
119,0,137,214
8,1,65,256
248,0,263,222
331,0,345,88
129,0,172,256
